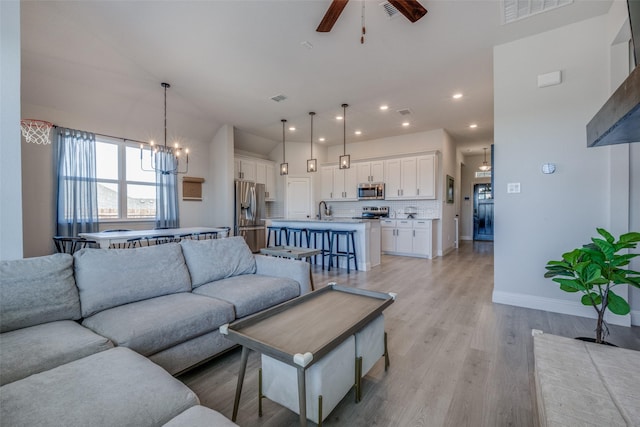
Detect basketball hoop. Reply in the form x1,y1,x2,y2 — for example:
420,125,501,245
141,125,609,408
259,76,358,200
20,119,53,145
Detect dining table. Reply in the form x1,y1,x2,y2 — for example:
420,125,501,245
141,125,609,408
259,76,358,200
79,227,229,249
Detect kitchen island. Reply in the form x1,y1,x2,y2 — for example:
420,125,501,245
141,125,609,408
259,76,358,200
266,218,380,271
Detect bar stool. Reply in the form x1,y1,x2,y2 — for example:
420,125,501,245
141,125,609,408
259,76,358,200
287,228,309,248
266,226,288,247
328,230,358,273
307,229,331,269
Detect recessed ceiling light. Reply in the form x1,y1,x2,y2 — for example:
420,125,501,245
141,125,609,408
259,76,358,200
318,137,325,142
380,105,389,110
336,116,343,120
289,126,296,131
402,122,410,127
354,130,362,135
469,123,478,128
453,93,463,99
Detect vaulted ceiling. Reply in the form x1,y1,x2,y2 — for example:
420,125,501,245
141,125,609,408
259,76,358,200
21,0,613,155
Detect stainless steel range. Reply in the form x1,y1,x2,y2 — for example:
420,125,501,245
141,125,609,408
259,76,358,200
353,206,389,219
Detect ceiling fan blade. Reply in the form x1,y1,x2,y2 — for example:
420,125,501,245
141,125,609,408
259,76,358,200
387,0,428,23
316,0,349,32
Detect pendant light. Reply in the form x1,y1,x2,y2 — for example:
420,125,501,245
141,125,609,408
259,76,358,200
338,103,350,169
479,147,491,172
280,119,288,175
307,112,317,173
140,82,189,175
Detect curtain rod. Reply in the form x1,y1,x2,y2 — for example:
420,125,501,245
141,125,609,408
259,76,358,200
53,124,153,146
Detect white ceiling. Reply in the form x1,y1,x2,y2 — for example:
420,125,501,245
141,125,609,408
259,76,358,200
20,0,613,156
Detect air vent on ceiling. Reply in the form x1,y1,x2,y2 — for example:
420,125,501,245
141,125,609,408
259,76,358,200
397,108,412,116
380,1,400,19
501,0,573,24
270,94,287,103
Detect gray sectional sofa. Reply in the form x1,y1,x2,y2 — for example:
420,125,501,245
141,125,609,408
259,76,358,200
0,236,311,426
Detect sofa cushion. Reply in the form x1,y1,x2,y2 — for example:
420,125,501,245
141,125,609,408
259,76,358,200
180,237,256,288
82,293,234,356
163,406,238,427
74,243,192,317
0,253,80,333
0,320,113,386
0,347,199,427
193,274,300,318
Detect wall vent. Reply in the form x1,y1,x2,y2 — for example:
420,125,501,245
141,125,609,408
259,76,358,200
501,0,573,24
380,1,400,19
397,108,412,116
270,94,287,103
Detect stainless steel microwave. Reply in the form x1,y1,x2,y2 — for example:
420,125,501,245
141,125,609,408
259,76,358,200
357,183,385,200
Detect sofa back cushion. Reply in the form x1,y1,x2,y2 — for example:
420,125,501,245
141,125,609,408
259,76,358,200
0,253,80,332
74,243,191,317
180,236,256,288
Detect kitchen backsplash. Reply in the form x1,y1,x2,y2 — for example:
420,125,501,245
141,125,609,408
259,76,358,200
328,200,440,219
265,196,440,220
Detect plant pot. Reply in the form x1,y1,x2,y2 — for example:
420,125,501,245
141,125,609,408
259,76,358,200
575,337,618,347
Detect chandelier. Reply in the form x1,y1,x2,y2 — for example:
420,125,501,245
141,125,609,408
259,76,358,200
140,82,188,175
479,147,491,172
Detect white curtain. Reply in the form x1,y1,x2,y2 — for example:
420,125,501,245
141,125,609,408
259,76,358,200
56,128,99,236
155,151,180,228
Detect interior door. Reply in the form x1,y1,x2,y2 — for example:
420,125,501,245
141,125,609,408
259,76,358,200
473,183,494,241
286,177,312,219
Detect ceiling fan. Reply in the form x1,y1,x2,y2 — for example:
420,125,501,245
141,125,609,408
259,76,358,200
316,0,427,32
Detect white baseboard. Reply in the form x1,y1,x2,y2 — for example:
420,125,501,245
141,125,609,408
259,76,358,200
492,290,634,327
632,309,640,327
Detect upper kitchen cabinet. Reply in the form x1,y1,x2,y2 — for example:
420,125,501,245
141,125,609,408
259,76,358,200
234,157,256,182
255,160,276,201
356,161,384,183
320,165,357,201
416,154,436,199
385,154,436,200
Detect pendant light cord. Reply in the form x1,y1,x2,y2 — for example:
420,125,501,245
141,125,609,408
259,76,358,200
309,112,315,158
282,119,286,160
342,104,348,155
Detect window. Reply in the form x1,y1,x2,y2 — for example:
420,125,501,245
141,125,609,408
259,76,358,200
96,138,156,220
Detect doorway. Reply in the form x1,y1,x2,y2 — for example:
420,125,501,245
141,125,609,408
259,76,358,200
473,183,494,241
285,176,312,219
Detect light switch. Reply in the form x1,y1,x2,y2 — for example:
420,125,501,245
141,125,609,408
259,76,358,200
507,183,521,193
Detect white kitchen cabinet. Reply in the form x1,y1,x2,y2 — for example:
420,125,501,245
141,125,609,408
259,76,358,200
384,159,402,199
416,154,436,199
356,161,384,183
320,165,357,201
320,166,335,200
255,160,276,201
234,157,256,181
380,219,435,259
384,154,436,200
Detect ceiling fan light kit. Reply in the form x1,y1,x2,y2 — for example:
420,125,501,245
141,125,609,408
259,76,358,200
316,0,427,33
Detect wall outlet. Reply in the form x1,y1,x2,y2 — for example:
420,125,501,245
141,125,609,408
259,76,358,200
507,183,521,193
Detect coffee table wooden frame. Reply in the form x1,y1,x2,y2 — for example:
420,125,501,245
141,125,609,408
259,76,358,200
220,283,395,426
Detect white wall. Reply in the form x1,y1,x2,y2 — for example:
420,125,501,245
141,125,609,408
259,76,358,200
1,0,23,260
326,129,444,160
493,9,637,326
209,125,234,230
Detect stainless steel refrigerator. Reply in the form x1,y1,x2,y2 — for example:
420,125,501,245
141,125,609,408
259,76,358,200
234,180,266,252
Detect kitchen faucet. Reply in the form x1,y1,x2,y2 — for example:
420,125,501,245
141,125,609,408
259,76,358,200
318,201,328,220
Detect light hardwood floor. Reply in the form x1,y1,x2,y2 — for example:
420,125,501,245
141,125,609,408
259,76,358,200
180,241,640,426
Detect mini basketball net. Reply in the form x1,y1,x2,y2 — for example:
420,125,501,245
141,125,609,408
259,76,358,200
20,119,53,145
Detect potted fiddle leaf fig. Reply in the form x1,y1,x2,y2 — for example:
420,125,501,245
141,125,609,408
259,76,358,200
544,228,640,344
